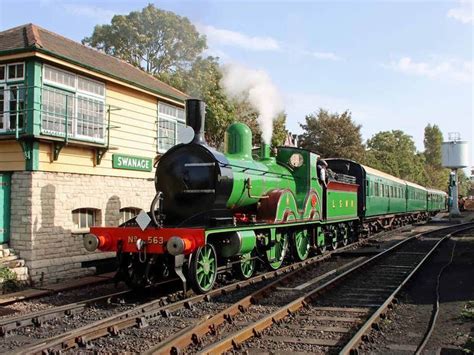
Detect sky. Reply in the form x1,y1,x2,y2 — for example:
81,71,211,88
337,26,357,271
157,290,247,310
1,0,473,167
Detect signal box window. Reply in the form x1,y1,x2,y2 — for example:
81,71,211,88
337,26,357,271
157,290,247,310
72,208,100,231
7,63,24,81
120,207,142,224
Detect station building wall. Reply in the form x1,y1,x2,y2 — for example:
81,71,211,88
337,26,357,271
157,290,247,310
0,27,187,285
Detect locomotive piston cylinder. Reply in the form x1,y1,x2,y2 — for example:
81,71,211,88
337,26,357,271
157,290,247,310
213,230,257,258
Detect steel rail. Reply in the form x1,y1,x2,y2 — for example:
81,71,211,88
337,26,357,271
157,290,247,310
145,256,367,355
197,222,474,355
18,227,375,354
14,221,444,354
0,289,131,335
341,224,474,355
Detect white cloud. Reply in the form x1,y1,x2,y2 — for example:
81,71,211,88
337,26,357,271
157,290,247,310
62,4,117,23
447,0,473,24
309,51,342,61
198,24,280,51
386,57,473,83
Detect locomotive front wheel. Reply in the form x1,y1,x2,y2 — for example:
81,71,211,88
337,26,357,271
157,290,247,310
266,231,288,270
233,252,256,280
189,244,217,294
293,229,310,261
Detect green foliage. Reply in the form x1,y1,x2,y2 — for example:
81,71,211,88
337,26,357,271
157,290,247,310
298,109,365,161
424,124,443,166
365,130,426,184
164,57,235,149
82,4,206,75
458,170,471,196
83,4,287,151
422,124,450,190
0,267,19,293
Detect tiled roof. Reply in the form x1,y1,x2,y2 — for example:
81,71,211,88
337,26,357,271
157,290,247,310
0,24,187,102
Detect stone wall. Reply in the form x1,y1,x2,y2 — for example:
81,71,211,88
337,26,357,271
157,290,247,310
10,171,155,285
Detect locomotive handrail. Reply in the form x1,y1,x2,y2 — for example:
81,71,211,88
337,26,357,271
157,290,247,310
216,159,297,180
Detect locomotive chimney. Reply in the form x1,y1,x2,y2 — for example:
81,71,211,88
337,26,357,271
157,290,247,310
186,99,206,145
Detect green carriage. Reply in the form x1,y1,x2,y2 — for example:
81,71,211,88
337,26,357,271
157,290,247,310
427,188,447,213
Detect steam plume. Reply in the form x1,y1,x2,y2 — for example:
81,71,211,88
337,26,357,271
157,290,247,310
220,63,284,144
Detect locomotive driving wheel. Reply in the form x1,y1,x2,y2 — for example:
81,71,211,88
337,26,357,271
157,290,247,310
293,229,310,261
340,224,349,247
233,251,257,280
266,229,289,270
189,244,217,294
329,225,338,250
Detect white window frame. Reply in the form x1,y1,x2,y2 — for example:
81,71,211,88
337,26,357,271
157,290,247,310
43,64,76,91
6,62,25,82
72,208,100,232
41,64,106,143
7,85,25,131
77,74,105,99
157,102,185,153
41,85,75,137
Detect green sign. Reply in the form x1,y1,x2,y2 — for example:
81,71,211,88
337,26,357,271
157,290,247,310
112,154,153,172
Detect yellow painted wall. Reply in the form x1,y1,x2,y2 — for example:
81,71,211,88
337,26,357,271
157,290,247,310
38,82,166,178
0,141,25,171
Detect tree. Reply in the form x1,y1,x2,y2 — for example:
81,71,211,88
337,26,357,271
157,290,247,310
231,100,287,147
457,170,470,196
423,124,443,166
179,57,235,149
82,4,206,76
298,109,365,161
422,124,449,190
365,130,426,184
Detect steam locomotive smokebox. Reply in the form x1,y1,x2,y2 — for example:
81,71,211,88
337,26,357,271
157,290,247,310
442,140,469,168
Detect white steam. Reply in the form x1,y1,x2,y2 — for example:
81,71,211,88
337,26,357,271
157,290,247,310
220,63,284,144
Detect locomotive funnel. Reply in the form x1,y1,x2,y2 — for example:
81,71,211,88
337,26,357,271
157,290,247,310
186,99,206,145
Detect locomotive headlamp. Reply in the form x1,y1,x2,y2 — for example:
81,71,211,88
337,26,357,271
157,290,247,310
136,238,146,251
167,236,185,256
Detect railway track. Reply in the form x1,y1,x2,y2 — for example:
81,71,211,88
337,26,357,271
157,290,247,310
8,222,417,354
148,223,471,355
1,221,454,354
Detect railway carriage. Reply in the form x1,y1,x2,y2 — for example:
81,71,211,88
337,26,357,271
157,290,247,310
84,99,447,294
406,181,428,214
427,188,448,213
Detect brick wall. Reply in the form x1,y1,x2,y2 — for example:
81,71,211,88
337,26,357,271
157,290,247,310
10,171,155,285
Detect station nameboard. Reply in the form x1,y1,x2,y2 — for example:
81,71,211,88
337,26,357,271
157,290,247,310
112,154,152,172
